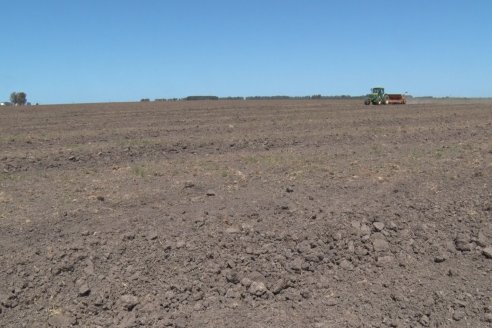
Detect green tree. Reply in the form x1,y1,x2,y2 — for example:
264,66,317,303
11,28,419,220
10,92,28,106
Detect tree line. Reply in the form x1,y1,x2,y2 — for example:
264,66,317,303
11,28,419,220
143,95,367,102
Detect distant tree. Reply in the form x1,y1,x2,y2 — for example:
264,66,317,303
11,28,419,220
10,92,27,106
17,92,27,105
140,98,150,102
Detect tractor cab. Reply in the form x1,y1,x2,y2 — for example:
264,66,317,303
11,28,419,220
371,87,385,96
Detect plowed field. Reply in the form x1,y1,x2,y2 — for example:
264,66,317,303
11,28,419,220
1,99,491,327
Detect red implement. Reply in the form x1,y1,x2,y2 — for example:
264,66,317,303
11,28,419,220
386,94,406,104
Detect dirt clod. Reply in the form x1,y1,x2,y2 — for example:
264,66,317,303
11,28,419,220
373,238,389,252
420,314,430,327
225,271,240,284
373,222,385,232
482,247,492,259
120,295,139,311
78,283,91,297
434,255,447,263
453,309,466,321
249,282,267,296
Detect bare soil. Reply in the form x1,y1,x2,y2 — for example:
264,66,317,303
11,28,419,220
1,99,491,327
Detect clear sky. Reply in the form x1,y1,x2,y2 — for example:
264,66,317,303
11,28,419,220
1,0,491,104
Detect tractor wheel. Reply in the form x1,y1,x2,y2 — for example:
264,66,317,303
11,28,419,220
364,100,371,105
377,100,382,105
385,100,389,105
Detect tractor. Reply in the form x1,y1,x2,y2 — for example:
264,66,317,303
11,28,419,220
364,87,406,105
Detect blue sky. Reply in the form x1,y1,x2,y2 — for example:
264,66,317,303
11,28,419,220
1,0,491,104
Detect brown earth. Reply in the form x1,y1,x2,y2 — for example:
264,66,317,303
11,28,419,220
0,99,491,327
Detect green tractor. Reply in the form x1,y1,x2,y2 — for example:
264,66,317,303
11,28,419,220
364,87,406,105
